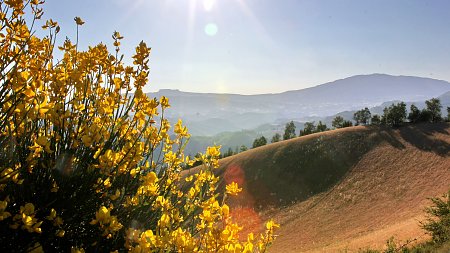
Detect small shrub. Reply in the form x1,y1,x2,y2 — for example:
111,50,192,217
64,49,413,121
421,191,450,244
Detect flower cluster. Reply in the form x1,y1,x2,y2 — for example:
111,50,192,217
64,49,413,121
0,1,278,252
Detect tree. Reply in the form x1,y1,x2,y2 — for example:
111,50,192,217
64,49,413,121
371,115,381,126
419,109,433,123
382,102,407,127
353,107,371,125
0,2,277,252
222,147,235,158
408,104,421,123
252,136,267,148
271,133,281,143
342,120,353,128
299,122,316,136
332,116,344,129
421,191,450,244
332,116,353,129
425,98,443,122
240,145,248,152
283,121,296,140
316,121,328,132
447,107,450,122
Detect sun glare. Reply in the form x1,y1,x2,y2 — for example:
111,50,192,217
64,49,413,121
203,0,215,11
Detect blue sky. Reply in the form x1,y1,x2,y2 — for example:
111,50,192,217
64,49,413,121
40,0,450,94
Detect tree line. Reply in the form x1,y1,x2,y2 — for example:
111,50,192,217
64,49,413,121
246,98,450,152
351,97,449,127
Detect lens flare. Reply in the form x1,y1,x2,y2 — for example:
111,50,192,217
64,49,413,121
204,23,218,36
224,164,263,234
224,164,245,185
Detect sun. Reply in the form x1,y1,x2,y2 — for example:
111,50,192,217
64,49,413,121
202,0,215,11
184,0,269,40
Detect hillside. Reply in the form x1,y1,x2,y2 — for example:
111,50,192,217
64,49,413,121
185,123,450,252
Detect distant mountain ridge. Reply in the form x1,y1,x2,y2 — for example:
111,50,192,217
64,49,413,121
277,74,450,103
184,89,450,156
147,74,450,136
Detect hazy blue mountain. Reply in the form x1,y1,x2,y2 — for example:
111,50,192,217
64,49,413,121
439,91,450,108
300,89,450,129
148,74,450,136
183,88,450,156
278,74,450,104
184,121,304,156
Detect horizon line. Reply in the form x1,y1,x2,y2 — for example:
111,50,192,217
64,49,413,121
145,73,450,96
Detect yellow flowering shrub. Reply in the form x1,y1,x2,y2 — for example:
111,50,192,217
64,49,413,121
0,1,278,252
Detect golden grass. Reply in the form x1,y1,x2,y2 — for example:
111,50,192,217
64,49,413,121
186,123,450,252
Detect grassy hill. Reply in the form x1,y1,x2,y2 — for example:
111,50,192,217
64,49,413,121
184,123,450,252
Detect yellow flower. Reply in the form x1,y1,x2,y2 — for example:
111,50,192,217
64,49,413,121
0,199,11,221
0,1,281,249
4,0,25,9
265,219,280,230
71,247,85,253
56,229,65,237
243,242,254,253
22,213,34,226
28,242,44,253
36,136,48,147
21,203,35,215
74,16,85,25
142,172,158,185
91,206,110,225
46,208,57,220
226,182,242,196
110,189,121,201
221,204,230,217
90,206,123,236
54,217,63,226
73,103,85,111
206,146,221,158
23,87,36,98
221,229,230,241
103,177,112,188
159,212,170,227
160,96,170,108
81,135,93,146
174,119,189,137
36,136,52,153
108,216,123,232
51,181,59,192
38,99,51,115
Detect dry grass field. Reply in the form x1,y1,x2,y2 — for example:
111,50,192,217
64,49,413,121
185,123,450,252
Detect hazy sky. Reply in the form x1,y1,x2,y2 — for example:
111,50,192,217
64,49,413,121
40,0,450,94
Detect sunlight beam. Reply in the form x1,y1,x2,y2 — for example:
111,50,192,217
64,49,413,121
234,0,275,47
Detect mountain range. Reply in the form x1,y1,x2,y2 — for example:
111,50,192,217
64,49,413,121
146,74,450,155
148,74,450,136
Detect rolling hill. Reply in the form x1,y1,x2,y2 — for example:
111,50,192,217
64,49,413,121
185,123,450,252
